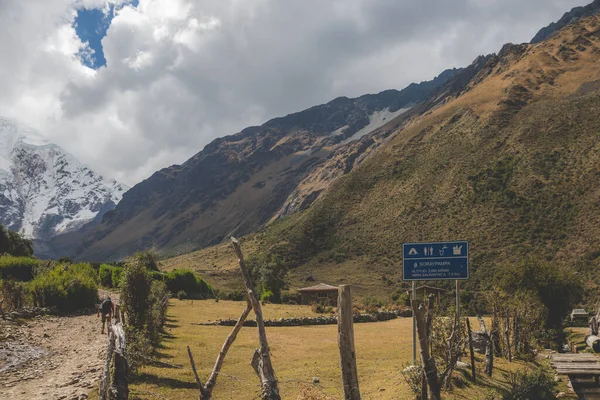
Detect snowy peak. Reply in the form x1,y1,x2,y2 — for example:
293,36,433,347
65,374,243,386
0,118,127,240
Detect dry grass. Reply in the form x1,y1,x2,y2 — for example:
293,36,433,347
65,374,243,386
124,300,537,400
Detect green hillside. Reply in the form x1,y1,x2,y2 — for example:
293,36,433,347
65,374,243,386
247,18,600,302
163,17,600,307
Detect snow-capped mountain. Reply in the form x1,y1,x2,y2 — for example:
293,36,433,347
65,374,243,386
0,118,127,240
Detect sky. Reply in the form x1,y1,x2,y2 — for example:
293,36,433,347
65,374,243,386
0,0,589,186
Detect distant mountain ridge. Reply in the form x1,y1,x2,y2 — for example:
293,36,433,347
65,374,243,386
0,118,127,245
62,68,466,261
531,0,600,43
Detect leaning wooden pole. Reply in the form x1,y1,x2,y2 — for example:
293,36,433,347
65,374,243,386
187,298,253,399
337,285,361,400
231,237,281,400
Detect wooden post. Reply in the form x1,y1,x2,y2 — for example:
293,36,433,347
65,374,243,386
100,320,129,400
412,297,441,400
466,317,476,383
338,285,361,400
505,312,512,362
231,237,281,400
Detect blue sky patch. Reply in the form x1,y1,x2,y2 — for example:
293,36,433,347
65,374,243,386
74,0,139,69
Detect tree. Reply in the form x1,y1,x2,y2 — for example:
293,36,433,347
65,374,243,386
495,257,582,329
246,253,287,303
0,224,33,257
133,250,160,271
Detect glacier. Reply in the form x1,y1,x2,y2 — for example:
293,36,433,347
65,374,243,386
0,118,127,240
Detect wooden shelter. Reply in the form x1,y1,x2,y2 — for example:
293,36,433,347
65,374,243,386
298,283,339,306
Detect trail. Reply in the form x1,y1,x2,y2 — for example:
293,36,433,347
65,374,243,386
0,291,117,400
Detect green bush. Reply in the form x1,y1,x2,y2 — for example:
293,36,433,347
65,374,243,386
502,367,556,400
0,256,39,281
177,290,187,300
98,264,114,287
281,290,299,304
111,267,123,288
164,269,213,299
132,250,160,271
260,290,274,303
0,224,33,257
148,280,169,346
30,263,99,312
1,279,28,311
120,258,169,374
149,271,165,281
223,289,246,301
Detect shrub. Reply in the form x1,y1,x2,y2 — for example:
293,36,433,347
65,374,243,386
260,290,274,303
120,258,170,374
1,280,28,312
164,269,213,299
0,224,33,257
98,264,114,287
126,327,153,374
496,257,583,329
132,250,160,271
111,267,123,288
120,261,151,330
223,289,246,301
281,290,299,304
502,367,556,400
391,289,409,306
0,256,39,281
30,263,99,312
148,280,169,346
149,271,165,281
362,295,384,313
177,290,187,300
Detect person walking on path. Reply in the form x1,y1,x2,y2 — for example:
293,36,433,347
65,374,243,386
98,296,115,334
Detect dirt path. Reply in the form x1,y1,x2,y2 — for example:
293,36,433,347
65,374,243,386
0,291,118,400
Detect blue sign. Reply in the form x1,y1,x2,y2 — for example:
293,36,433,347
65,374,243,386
402,241,469,281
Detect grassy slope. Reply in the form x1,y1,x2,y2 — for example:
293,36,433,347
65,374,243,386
124,300,550,400
162,17,600,305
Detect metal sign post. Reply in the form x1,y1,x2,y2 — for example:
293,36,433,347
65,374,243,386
403,241,469,367
412,281,416,365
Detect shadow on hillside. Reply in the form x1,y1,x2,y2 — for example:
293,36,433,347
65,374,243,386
132,372,197,389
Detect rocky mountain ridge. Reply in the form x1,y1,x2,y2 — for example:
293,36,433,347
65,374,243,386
531,0,600,43
63,69,464,261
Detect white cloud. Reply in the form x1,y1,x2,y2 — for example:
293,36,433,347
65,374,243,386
0,0,589,186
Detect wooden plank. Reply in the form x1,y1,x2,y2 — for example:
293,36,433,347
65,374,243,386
552,354,599,362
557,370,600,375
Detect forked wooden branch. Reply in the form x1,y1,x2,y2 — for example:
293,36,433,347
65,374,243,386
231,237,281,400
187,298,253,399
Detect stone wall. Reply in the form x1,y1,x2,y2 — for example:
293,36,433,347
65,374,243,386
202,309,413,327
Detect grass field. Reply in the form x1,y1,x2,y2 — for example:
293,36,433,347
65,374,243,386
127,299,548,399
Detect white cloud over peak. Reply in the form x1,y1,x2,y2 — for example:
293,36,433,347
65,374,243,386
0,0,588,185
